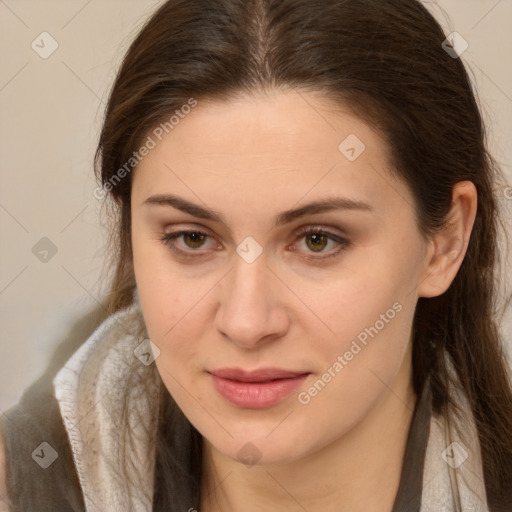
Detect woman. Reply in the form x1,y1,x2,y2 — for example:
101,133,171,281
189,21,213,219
1,0,511,510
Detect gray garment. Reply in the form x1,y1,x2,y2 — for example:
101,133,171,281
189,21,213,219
392,372,432,511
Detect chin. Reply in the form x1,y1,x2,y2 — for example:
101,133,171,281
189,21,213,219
202,423,318,468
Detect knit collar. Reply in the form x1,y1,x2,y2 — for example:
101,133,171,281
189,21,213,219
53,301,489,511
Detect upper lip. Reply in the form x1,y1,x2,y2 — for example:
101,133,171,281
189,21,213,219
209,368,309,382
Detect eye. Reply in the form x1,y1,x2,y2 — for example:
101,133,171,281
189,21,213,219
159,229,218,258
292,226,351,260
159,226,351,260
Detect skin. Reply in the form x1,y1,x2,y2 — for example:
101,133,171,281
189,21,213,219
130,89,477,512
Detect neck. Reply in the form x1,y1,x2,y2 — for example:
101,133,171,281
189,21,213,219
199,372,417,512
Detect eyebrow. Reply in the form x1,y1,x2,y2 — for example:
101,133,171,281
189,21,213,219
143,194,373,227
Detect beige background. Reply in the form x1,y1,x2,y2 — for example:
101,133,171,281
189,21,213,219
1,0,511,412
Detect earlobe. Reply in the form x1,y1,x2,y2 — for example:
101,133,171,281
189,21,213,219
417,181,478,298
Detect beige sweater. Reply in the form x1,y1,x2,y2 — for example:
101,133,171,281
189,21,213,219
52,302,490,511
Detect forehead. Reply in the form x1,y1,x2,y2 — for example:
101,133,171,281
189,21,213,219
148,90,384,161
131,90,413,222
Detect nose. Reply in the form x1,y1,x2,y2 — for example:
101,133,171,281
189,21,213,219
214,254,290,349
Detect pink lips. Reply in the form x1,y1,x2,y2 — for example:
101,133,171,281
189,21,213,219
209,368,309,408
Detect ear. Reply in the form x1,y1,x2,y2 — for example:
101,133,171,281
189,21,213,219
417,181,478,298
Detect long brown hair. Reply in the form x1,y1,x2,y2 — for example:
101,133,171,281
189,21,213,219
93,0,512,509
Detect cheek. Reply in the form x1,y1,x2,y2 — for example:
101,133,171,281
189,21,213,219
135,270,209,371
294,290,414,447
293,247,418,415
132,222,200,337
290,252,413,352
315,289,411,391
132,231,200,374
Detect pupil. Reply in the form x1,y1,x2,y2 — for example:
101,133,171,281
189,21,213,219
308,233,326,252
186,232,204,247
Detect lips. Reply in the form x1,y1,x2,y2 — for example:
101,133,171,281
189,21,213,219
210,367,308,382
209,367,310,408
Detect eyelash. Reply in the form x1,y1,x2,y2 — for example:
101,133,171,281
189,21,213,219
159,226,351,261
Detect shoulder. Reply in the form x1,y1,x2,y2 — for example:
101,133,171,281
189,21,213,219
0,303,114,512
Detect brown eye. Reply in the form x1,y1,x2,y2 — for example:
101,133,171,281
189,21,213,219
182,232,207,249
305,233,329,252
159,229,216,258
294,227,351,260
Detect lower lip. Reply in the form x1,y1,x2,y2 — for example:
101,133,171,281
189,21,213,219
210,373,309,408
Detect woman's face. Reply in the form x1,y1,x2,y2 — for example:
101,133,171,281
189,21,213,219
131,90,430,466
